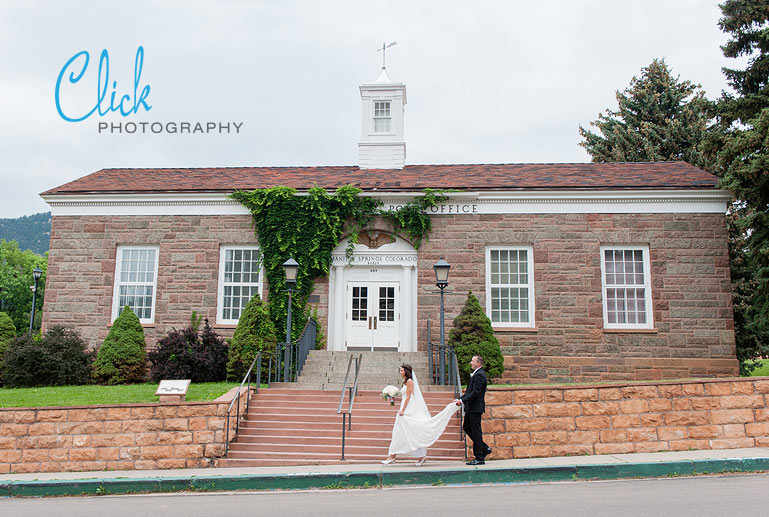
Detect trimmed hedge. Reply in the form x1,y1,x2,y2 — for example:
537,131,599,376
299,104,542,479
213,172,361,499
448,290,505,383
227,296,277,381
92,306,148,384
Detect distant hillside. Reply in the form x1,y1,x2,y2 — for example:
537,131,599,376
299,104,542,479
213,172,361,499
0,212,51,255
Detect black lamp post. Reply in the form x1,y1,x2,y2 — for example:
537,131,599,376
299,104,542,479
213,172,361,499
29,266,42,333
282,258,299,382
433,258,450,383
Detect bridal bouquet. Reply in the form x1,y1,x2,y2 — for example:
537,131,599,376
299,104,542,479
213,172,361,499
382,385,400,405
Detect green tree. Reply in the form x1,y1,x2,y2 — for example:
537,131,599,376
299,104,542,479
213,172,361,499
0,239,47,334
0,311,16,385
92,306,147,384
712,1,769,371
447,291,504,383
227,295,278,381
579,58,710,165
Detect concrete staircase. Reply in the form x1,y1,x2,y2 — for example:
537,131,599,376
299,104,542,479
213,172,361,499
216,351,465,467
217,388,465,467
273,350,451,391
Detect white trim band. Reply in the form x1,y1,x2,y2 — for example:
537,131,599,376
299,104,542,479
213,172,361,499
42,189,730,216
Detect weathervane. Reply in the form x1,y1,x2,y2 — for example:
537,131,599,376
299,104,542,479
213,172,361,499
377,41,398,70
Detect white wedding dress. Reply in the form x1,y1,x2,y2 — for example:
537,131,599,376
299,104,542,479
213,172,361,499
387,373,460,457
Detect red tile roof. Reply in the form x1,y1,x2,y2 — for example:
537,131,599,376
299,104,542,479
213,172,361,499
40,162,719,196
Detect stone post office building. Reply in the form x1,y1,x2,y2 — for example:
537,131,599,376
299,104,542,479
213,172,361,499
40,69,738,384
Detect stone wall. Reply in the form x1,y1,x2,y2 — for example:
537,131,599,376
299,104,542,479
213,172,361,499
417,212,737,382
43,211,737,383
482,378,769,459
0,389,249,474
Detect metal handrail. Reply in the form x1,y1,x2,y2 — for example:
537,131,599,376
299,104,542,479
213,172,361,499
224,351,262,454
449,347,467,459
337,353,362,460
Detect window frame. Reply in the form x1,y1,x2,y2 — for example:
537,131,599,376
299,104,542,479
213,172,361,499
373,100,392,133
484,246,536,328
599,245,654,330
111,245,160,324
216,245,264,325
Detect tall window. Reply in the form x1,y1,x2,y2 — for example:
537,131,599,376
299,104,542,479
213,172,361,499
374,101,391,133
485,246,535,327
217,246,262,324
600,246,653,329
112,246,159,323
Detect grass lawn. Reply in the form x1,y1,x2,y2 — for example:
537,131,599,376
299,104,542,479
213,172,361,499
0,382,239,408
747,358,769,377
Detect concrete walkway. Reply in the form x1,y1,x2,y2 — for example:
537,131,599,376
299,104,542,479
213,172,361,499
2,448,769,497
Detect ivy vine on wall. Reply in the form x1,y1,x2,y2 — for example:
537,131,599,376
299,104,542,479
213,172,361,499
230,185,448,343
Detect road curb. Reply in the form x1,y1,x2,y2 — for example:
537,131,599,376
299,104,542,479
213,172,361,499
3,457,768,497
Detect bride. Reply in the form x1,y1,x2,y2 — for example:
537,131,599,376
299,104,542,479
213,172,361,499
382,364,460,466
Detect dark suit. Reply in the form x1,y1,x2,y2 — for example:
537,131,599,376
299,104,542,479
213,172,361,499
460,367,489,460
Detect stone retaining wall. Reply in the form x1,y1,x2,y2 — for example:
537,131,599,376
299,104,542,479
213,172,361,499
0,388,250,474
482,377,769,459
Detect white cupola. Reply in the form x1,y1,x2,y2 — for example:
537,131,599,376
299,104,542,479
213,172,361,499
358,67,406,169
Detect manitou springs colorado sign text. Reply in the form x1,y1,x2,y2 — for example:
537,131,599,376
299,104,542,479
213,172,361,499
54,46,243,134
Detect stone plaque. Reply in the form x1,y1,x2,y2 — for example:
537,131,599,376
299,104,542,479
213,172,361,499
155,379,191,402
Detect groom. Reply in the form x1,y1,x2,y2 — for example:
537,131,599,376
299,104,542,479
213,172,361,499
455,355,491,465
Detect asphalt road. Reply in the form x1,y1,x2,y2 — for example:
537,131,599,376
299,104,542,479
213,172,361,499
2,473,769,516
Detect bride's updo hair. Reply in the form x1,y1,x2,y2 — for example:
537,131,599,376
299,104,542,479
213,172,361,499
401,364,413,382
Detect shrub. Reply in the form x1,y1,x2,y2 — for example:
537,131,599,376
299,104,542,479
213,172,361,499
0,312,16,385
447,290,505,383
149,318,228,382
227,296,277,381
2,325,93,387
92,306,147,384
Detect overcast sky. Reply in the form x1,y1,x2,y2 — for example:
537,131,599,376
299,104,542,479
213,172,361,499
0,0,742,218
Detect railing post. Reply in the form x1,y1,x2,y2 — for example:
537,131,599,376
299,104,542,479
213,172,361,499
439,288,446,384
341,413,346,461
284,289,292,382
225,413,230,454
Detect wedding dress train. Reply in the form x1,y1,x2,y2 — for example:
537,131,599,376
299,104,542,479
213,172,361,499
387,373,460,457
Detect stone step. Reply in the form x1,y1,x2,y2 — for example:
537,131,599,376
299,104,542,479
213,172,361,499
257,388,455,398
216,455,462,467
225,447,464,460
224,385,465,468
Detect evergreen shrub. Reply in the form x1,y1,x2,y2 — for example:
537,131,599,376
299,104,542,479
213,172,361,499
227,296,277,381
149,318,228,382
92,306,147,384
447,291,505,383
2,325,93,388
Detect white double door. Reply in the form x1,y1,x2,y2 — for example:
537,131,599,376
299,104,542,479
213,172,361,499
346,279,400,351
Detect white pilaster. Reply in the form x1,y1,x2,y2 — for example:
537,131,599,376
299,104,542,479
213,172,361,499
332,264,346,351
401,265,413,352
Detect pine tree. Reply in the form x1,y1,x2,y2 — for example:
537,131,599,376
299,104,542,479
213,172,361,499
92,306,147,384
713,1,769,370
579,58,710,165
447,291,504,383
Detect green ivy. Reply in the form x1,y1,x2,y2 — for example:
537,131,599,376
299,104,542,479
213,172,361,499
380,188,448,249
230,185,448,342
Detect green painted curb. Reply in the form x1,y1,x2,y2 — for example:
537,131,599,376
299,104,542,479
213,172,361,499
382,465,577,486
3,457,768,497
